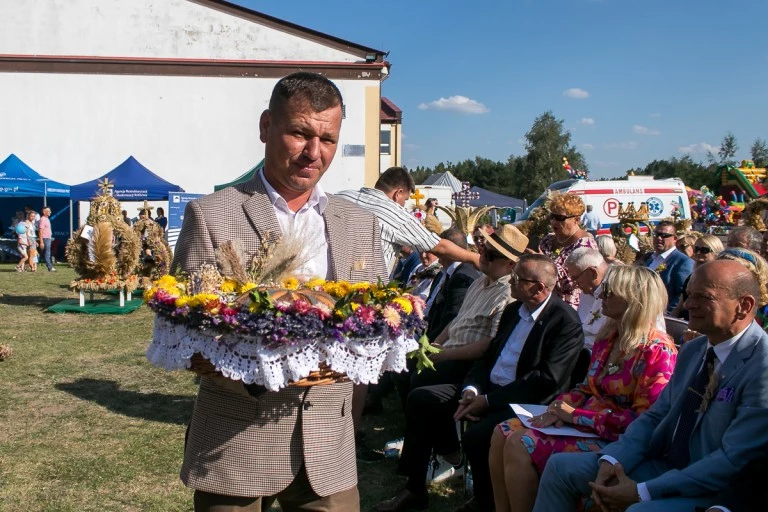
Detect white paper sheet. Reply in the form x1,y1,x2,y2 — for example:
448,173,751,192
510,403,601,438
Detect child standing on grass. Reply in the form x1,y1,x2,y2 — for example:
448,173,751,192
16,223,29,272
24,210,38,272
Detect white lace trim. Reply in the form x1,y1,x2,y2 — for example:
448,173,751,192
146,317,418,391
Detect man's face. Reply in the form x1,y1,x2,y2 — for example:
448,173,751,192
727,233,748,249
43,208,51,217
477,245,512,278
684,266,743,337
653,225,677,253
260,97,342,197
565,262,599,295
510,262,541,302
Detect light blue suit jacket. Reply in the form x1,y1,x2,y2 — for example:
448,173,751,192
601,321,768,499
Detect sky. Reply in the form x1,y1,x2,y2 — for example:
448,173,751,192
236,0,768,179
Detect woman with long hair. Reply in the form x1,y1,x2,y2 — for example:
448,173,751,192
488,266,677,512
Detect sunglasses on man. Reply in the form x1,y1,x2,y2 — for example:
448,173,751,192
549,213,579,222
653,232,676,239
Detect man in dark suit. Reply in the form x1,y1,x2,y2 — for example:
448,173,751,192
374,254,583,512
172,72,387,511
644,220,693,313
533,259,768,512
426,228,482,342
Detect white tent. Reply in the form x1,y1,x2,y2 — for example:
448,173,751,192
421,171,463,193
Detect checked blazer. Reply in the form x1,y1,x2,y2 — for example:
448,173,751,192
172,176,387,498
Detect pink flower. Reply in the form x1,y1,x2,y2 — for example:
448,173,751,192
381,305,401,329
291,299,311,315
355,305,377,325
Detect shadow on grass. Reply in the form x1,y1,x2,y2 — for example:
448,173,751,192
0,294,64,309
56,378,194,425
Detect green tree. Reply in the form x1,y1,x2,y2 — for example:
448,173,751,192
640,156,717,190
751,138,768,168
518,111,587,202
717,132,739,165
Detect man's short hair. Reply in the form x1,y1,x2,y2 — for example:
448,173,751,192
656,220,676,232
728,226,762,251
440,228,467,250
566,247,606,271
586,205,593,212
376,167,416,194
517,253,557,289
269,72,343,116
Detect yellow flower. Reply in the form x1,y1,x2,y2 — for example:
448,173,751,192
143,288,157,302
282,277,300,290
304,278,327,289
335,281,352,296
351,282,372,292
392,297,413,315
187,293,219,308
350,303,360,311
220,279,238,293
175,296,190,308
373,290,388,301
239,282,257,293
155,275,178,288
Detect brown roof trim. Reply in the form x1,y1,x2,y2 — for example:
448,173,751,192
190,0,387,62
0,54,390,80
380,97,402,123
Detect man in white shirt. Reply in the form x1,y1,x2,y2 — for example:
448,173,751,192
336,166,479,274
533,259,768,512
644,220,693,313
581,205,601,238
565,247,610,349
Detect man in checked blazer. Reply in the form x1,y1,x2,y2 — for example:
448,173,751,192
533,259,768,512
171,72,387,511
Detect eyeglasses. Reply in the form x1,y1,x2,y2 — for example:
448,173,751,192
549,213,579,222
693,246,713,254
571,266,594,281
598,288,614,300
653,232,676,239
677,243,691,249
511,271,540,285
482,247,508,262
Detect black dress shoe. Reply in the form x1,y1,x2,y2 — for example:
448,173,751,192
373,489,428,512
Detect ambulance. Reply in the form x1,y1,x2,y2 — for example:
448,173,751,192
519,175,691,235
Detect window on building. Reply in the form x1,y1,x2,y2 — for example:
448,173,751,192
380,130,391,155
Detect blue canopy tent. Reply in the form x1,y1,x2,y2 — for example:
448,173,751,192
469,186,527,222
0,154,71,261
69,156,184,201
0,154,70,200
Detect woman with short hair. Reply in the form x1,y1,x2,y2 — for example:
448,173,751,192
538,194,597,308
488,265,677,512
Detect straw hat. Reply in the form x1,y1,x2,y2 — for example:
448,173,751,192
480,224,529,262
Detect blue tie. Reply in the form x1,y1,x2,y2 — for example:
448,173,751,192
667,347,716,469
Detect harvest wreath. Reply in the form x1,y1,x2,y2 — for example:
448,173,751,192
145,237,434,391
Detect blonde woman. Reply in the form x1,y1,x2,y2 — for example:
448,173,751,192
676,234,698,259
595,235,622,265
671,234,724,320
488,266,677,512
538,194,598,308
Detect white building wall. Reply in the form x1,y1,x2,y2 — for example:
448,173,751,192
0,72,378,194
0,0,359,62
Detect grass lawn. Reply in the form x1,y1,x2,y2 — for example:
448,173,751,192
0,264,467,511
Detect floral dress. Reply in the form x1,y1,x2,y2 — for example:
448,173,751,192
539,234,598,309
496,328,677,474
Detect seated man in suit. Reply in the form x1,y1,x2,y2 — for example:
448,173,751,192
374,254,584,512
644,220,693,313
533,259,768,512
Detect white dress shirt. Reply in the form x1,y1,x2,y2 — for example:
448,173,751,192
647,247,677,271
259,170,330,280
578,283,607,349
489,294,552,386
600,324,749,502
425,261,460,314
